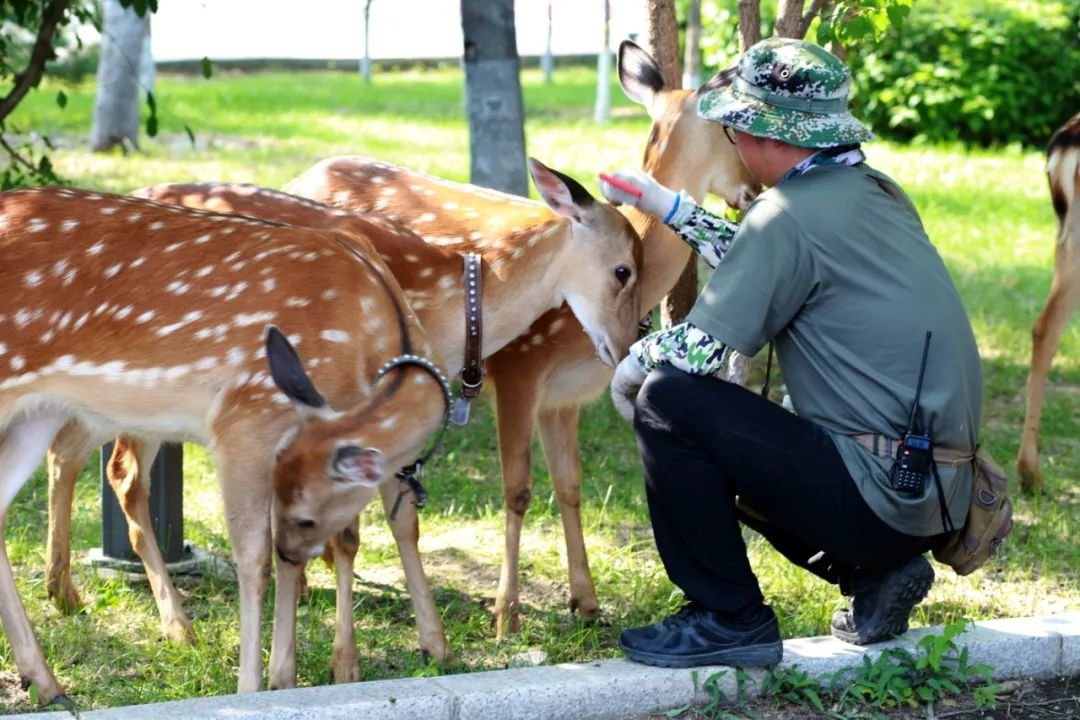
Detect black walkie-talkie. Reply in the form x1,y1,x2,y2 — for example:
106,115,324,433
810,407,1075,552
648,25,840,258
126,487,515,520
890,331,934,495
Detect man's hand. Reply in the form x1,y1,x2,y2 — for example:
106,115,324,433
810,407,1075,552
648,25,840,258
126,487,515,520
599,169,683,222
611,354,649,422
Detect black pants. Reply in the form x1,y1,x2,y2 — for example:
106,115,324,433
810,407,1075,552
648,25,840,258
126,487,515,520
634,366,936,614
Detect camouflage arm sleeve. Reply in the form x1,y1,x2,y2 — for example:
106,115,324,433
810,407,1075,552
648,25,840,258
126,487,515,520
670,204,740,270
630,321,730,376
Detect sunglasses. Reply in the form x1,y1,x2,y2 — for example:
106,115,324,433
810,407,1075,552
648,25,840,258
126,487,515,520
723,126,738,144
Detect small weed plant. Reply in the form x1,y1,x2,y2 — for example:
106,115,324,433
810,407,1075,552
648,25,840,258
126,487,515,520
675,621,1001,719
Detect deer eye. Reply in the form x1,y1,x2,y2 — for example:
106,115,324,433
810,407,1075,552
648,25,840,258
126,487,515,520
614,265,632,287
292,518,316,529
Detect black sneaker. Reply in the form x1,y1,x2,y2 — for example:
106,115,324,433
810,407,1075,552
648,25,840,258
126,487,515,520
619,603,783,668
831,554,934,646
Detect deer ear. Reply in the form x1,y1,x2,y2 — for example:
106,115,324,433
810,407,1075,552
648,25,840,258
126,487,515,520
265,325,328,416
528,157,595,223
618,39,665,110
330,445,387,487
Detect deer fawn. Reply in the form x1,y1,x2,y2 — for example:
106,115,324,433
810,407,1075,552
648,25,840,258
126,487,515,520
0,186,455,704
283,40,758,639
41,160,643,683
1018,111,1080,493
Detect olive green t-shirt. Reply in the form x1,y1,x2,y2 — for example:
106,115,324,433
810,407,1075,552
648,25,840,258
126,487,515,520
686,163,981,537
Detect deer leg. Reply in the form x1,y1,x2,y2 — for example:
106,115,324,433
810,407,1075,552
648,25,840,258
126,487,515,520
327,520,360,683
0,413,71,705
1019,236,1080,493
538,404,600,620
105,437,195,644
213,437,274,694
378,481,452,662
269,554,304,690
45,420,96,614
491,372,543,641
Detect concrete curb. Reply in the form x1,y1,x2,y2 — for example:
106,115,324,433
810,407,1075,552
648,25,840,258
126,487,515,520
18,613,1080,719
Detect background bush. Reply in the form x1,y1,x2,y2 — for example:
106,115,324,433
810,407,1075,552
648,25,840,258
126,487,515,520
845,0,1079,148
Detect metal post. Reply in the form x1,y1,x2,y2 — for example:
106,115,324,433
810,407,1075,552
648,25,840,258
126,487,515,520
99,442,185,563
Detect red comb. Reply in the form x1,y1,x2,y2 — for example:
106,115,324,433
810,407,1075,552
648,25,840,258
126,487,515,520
599,172,643,199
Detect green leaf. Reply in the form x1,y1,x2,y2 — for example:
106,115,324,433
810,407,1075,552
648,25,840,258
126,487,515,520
183,124,196,148
201,56,214,79
56,90,67,109
146,114,158,137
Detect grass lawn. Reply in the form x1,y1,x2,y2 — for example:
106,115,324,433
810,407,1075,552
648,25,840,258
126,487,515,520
0,65,1077,713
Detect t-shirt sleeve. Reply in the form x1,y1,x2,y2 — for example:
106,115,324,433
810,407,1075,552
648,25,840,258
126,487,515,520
686,198,816,357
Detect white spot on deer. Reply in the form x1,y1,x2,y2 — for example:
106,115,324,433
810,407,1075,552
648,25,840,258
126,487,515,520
371,175,385,184
285,297,311,308
114,306,134,320
165,241,185,252
194,233,212,244
28,218,48,233
321,289,339,301
225,282,249,301
227,347,246,366
104,262,124,279
380,187,397,196
100,207,118,215
470,231,484,241
414,212,437,224
86,241,106,256
135,310,155,324
14,309,39,327
85,194,103,201
379,416,397,429
320,329,349,343
41,329,55,343
74,313,89,330
233,311,275,327
465,210,480,220
10,355,25,371
333,191,351,205
208,285,228,298
261,278,276,293
156,311,203,336
149,221,166,231
130,257,146,268
287,334,301,346
194,357,218,371
531,333,545,345
126,213,142,222
0,342,5,356
24,271,43,287
194,327,214,341
164,365,191,381
196,265,214,278
405,254,419,263
166,281,192,295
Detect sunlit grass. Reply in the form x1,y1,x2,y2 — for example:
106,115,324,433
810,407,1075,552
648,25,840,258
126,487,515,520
1,65,1076,713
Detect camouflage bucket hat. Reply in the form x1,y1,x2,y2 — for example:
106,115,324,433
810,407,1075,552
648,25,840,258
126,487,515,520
697,37,873,148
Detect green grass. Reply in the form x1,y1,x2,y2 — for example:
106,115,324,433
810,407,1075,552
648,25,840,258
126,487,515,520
1,65,1077,714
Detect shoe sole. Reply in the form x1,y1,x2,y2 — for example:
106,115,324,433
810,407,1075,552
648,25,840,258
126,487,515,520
619,640,783,669
832,559,935,646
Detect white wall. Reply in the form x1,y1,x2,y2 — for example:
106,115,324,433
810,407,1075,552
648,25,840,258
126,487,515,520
151,0,646,62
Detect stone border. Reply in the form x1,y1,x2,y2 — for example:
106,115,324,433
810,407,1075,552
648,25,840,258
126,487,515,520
16,613,1079,720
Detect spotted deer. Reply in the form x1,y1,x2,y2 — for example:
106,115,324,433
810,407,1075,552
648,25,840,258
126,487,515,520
283,40,758,639
0,186,458,704
41,160,643,683
1018,111,1080,493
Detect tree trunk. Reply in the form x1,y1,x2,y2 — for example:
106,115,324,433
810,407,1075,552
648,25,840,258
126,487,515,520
775,0,832,39
682,0,702,89
644,0,695,327
594,0,611,124
643,0,681,88
90,0,149,153
461,0,528,197
360,0,374,82
737,0,762,51
542,0,554,84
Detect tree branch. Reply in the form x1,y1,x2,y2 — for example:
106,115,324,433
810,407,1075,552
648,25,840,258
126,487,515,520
0,0,72,123
0,134,41,173
799,0,834,38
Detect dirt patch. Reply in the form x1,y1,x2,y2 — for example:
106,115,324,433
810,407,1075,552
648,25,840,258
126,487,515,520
626,674,1080,719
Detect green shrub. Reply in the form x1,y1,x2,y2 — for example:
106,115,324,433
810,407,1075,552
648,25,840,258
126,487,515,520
847,0,1080,148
